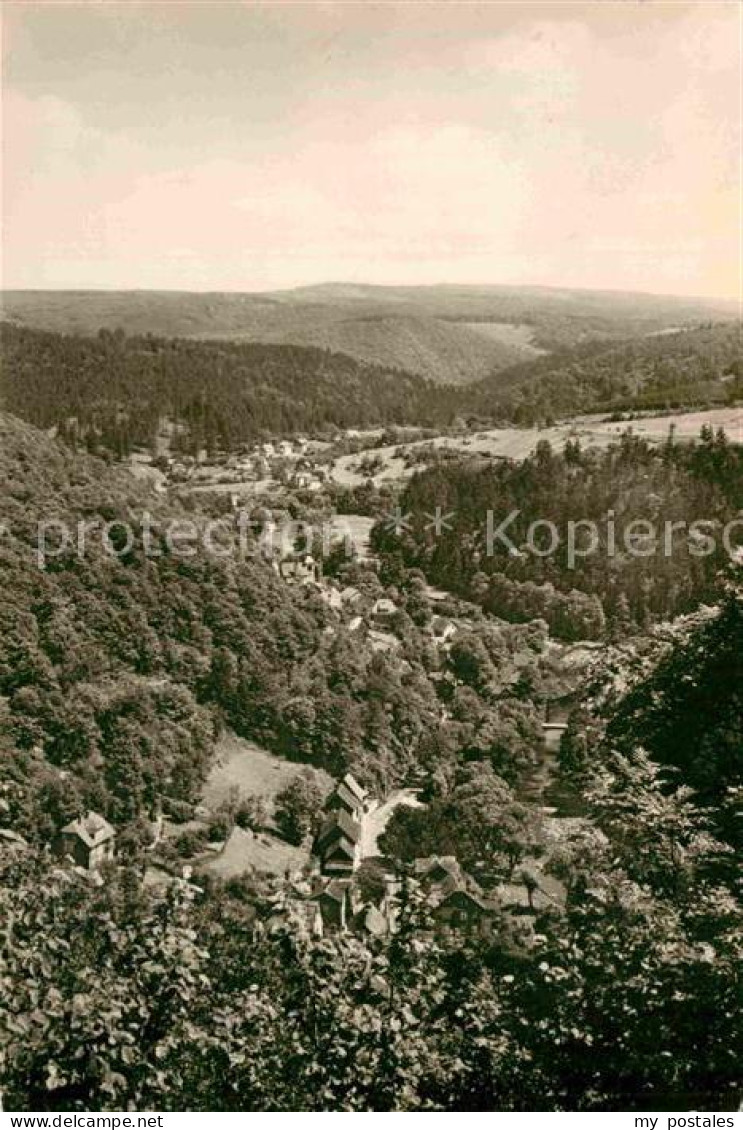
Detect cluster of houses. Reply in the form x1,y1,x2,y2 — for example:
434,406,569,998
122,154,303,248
155,433,335,495
274,775,501,940
26,764,563,943
269,853,501,942
271,552,460,657
38,788,499,943
315,773,373,876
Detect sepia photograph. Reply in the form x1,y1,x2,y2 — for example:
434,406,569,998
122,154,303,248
0,0,741,1118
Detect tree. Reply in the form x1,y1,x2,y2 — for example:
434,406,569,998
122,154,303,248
273,771,324,845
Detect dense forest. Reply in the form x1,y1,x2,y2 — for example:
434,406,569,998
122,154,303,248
1,321,739,455
600,591,743,851
0,412,556,844
5,283,734,384
467,322,742,424
372,427,743,639
0,323,460,453
3,581,742,1111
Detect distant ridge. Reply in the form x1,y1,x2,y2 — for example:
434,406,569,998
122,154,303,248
2,284,736,386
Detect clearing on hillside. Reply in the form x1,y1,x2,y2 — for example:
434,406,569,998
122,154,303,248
201,731,333,811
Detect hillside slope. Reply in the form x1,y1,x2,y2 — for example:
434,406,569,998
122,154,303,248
0,290,528,384
467,321,742,421
0,323,459,448
3,283,735,384
0,412,442,839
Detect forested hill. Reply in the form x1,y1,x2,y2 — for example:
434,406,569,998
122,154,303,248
0,290,531,384
1,410,439,837
0,323,460,451
603,589,743,850
3,409,743,1112
372,429,743,640
5,283,734,385
2,320,740,456
466,322,742,423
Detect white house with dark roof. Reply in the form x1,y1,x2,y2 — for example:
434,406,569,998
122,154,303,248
371,597,397,622
52,811,116,871
430,616,457,645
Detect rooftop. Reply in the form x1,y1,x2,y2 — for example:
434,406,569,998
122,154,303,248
60,811,115,849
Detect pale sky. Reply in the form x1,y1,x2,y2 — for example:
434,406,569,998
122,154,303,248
2,1,740,297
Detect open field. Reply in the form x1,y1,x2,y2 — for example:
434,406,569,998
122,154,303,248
461,320,546,357
201,731,333,811
199,826,308,879
330,406,743,487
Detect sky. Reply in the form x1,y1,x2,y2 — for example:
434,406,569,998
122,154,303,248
1,1,740,297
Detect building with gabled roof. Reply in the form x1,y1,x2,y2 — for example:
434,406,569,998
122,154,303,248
316,808,360,849
369,629,399,654
371,597,397,621
413,855,469,900
312,878,353,931
315,809,362,876
430,616,457,645
52,811,116,871
323,772,371,822
341,772,368,806
279,553,320,585
431,887,498,939
316,585,343,611
325,781,364,819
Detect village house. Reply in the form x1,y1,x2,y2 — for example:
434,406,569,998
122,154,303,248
414,855,467,896
290,470,313,490
430,887,497,939
314,774,372,875
316,585,343,612
293,876,392,938
312,878,352,931
340,585,363,609
368,629,400,654
52,811,116,871
315,809,362,875
278,553,320,585
371,597,397,623
325,772,371,820
412,855,498,938
430,616,457,646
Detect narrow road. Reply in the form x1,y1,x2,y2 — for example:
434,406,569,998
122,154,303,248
360,788,423,860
